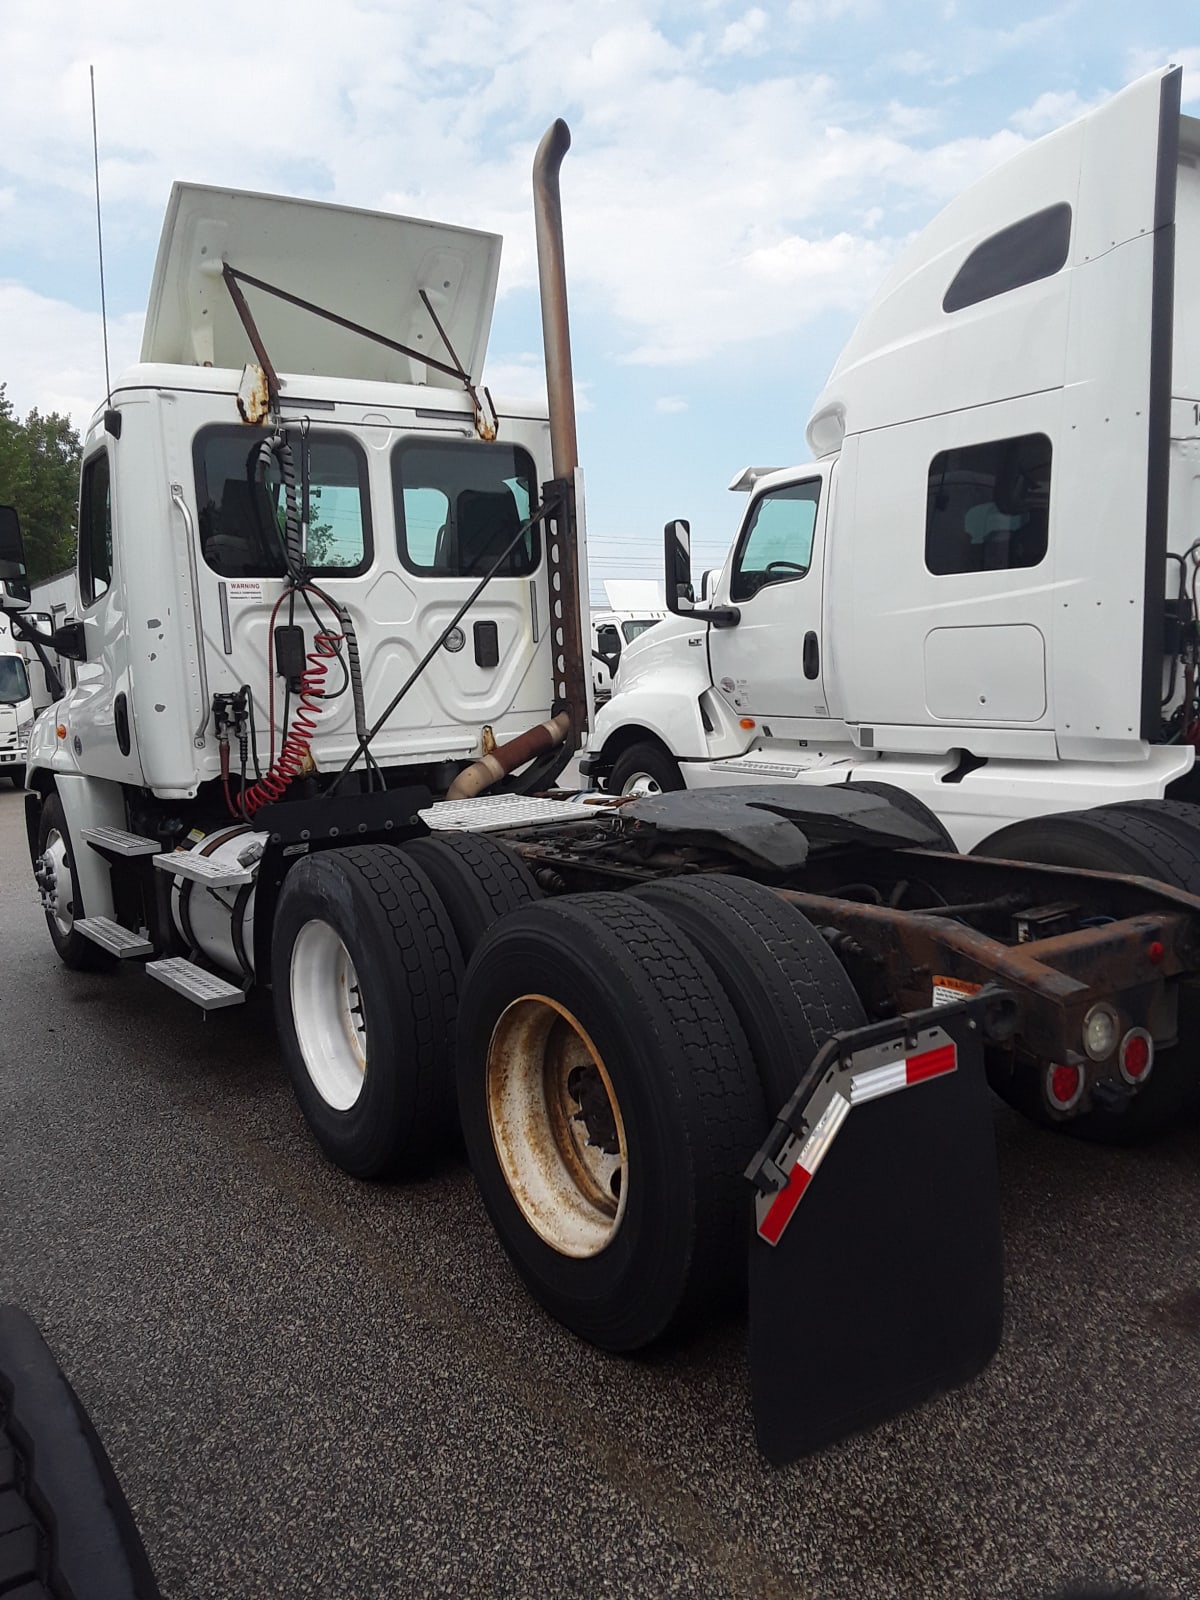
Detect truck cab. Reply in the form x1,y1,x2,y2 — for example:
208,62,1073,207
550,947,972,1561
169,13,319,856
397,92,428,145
586,67,1200,850
0,612,36,787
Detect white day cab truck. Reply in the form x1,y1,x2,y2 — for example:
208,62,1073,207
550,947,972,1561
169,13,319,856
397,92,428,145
0,610,37,786
5,95,1200,1465
590,579,666,703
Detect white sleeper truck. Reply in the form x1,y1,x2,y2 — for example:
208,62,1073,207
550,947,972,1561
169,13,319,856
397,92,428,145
587,69,1200,837
6,107,1200,1462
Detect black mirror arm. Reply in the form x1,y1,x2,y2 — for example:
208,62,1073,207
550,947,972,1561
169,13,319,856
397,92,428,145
687,604,741,629
8,614,65,701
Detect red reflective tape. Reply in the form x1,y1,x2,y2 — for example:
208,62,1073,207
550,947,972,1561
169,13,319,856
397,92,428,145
759,1161,812,1245
905,1042,957,1084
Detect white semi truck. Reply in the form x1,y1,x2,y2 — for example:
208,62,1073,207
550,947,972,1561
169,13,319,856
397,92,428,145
6,96,1200,1462
585,68,1200,848
0,610,37,786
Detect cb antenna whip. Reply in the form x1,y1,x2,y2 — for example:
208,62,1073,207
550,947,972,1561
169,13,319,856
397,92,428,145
89,64,111,406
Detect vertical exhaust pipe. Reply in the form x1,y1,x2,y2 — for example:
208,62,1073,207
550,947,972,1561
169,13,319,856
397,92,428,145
533,120,579,480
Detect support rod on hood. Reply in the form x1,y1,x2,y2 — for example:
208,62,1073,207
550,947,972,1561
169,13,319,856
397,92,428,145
533,120,579,481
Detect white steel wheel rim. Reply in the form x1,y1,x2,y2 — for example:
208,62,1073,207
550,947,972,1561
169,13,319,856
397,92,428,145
621,772,662,797
487,994,629,1258
289,920,368,1111
44,829,75,936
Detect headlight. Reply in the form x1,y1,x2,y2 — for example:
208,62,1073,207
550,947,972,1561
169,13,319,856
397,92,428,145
17,717,33,752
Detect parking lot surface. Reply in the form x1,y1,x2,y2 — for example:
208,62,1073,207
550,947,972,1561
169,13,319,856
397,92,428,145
1,786,1198,1599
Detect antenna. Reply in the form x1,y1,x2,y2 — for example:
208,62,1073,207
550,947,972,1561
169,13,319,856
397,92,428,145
89,65,111,406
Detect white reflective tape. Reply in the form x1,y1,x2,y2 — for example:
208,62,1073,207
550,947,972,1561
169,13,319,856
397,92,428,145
848,1060,908,1103
795,1091,851,1183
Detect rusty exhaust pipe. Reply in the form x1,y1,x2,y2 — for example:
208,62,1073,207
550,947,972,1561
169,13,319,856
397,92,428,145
533,120,578,481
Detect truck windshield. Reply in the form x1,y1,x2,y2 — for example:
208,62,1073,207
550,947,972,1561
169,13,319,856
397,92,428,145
0,655,30,704
622,619,659,643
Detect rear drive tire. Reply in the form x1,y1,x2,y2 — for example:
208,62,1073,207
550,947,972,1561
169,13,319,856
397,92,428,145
974,804,1200,1143
456,893,765,1350
632,874,866,1112
398,834,541,957
0,1304,160,1599
272,845,463,1177
34,793,115,972
606,742,685,798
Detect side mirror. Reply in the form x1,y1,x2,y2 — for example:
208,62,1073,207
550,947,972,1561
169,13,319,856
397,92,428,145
594,622,623,676
664,519,695,614
52,620,87,663
663,518,740,629
0,505,31,611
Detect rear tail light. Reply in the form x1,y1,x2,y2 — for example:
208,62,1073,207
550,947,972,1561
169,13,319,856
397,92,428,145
1046,1061,1084,1112
1118,1028,1154,1086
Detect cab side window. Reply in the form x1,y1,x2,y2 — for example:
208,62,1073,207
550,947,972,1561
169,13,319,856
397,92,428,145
730,480,821,603
78,451,113,605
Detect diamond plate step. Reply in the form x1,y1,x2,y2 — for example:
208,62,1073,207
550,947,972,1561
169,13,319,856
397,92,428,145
81,826,161,857
420,794,618,832
74,916,153,958
145,958,245,1009
153,851,254,886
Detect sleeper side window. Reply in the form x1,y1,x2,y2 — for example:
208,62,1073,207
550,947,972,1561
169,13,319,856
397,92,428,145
730,480,821,603
925,434,1051,576
78,451,113,606
943,204,1072,313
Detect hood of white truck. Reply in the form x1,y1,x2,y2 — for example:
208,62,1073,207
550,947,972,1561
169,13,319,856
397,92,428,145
141,183,501,388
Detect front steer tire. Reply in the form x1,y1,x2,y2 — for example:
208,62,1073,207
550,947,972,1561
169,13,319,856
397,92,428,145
35,793,115,973
456,894,766,1351
606,741,685,798
272,845,463,1178
0,1305,160,1600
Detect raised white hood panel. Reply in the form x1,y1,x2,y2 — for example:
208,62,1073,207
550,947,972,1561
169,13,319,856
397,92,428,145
141,183,501,387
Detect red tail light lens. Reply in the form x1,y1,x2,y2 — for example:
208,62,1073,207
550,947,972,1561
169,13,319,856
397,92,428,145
1119,1029,1153,1086
1047,1062,1084,1111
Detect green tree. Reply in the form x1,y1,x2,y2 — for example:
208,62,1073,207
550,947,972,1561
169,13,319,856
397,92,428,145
0,385,82,581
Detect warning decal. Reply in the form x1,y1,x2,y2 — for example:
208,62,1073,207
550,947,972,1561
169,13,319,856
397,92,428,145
932,974,982,1008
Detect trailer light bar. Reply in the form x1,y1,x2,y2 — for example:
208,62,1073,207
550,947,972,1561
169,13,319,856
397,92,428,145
754,1029,959,1246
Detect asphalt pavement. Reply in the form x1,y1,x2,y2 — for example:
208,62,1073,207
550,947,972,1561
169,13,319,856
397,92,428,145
1,783,1198,1600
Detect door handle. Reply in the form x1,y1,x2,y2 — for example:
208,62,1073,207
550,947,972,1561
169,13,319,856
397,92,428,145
803,631,819,680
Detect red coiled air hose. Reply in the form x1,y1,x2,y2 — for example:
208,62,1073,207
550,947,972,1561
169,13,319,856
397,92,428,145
242,631,341,816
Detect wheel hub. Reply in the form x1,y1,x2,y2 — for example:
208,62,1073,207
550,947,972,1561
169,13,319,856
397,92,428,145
487,994,628,1257
289,919,369,1111
36,833,75,935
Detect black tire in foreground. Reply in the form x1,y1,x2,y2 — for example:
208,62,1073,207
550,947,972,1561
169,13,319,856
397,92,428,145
457,893,766,1351
632,874,866,1112
271,844,463,1177
398,833,541,957
606,741,685,797
974,802,1200,1143
0,1305,160,1600
35,793,115,972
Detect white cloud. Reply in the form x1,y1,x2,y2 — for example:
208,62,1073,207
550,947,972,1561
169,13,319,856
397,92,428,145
718,7,768,56
0,283,142,430
655,396,688,412
1010,89,1097,136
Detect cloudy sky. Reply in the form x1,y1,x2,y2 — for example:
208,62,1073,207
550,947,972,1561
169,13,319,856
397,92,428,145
1,1,1197,598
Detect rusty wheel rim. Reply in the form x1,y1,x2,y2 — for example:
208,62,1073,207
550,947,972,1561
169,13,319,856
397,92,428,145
486,994,629,1258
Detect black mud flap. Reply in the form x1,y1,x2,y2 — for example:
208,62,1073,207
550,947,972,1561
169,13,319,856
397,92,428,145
746,997,1004,1464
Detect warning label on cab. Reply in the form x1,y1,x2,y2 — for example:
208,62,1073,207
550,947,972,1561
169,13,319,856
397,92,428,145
932,975,982,1007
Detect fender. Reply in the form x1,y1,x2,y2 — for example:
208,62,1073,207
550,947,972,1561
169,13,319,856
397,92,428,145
29,770,128,921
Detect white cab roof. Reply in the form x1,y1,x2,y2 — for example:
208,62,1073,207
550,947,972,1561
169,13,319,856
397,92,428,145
141,183,501,387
